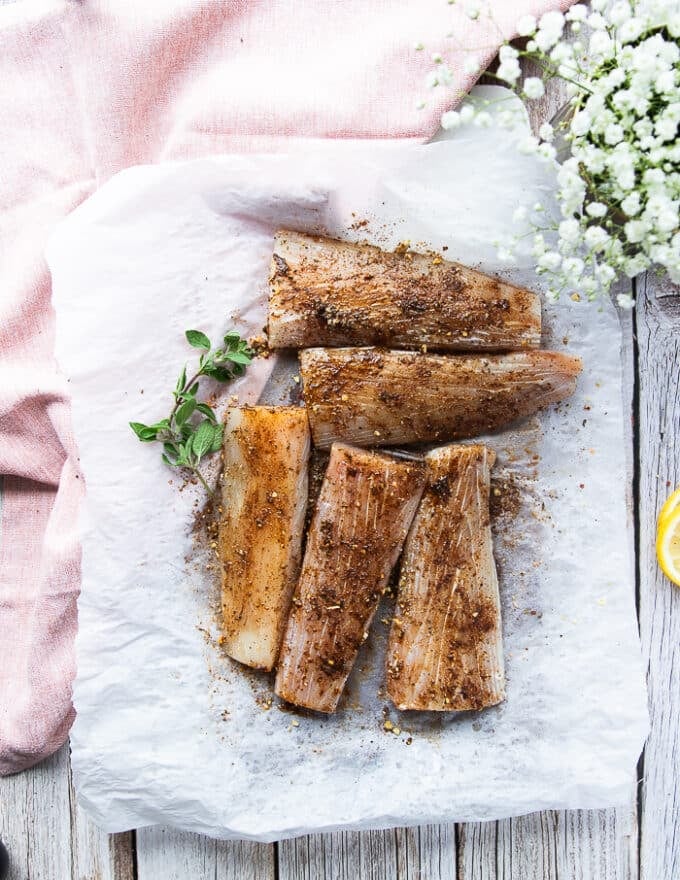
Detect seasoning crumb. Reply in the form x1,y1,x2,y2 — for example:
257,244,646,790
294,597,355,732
383,720,394,731
405,736,413,745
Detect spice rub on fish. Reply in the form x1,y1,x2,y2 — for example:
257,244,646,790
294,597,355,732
387,444,504,711
267,231,541,352
219,406,310,671
300,347,582,449
275,443,426,713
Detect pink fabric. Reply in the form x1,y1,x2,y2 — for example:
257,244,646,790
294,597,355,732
0,0,574,775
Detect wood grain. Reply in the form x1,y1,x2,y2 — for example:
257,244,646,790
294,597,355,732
459,803,638,880
278,825,456,880
135,827,275,880
0,744,134,880
636,272,680,880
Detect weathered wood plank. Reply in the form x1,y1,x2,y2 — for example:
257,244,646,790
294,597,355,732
278,825,456,880
135,826,275,880
0,746,72,880
67,759,135,880
636,271,680,880
0,743,134,880
459,801,637,880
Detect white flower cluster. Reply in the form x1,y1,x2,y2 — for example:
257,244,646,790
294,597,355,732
422,0,680,305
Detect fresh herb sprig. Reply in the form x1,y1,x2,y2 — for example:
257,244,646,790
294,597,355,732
130,329,254,493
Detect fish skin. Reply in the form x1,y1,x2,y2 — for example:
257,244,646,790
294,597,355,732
219,406,310,671
275,443,426,713
387,444,504,712
268,230,541,352
300,347,583,449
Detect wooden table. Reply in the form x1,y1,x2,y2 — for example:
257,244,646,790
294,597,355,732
1,25,678,880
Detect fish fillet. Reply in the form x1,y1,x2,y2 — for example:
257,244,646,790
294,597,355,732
275,443,426,713
387,444,504,711
219,406,310,671
300,347,582,448
268,230,541,351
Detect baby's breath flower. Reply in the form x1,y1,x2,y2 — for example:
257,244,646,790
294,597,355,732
537,142,557,162
459,104,475,124
441,110,461,129
523,77,545,99
586,202,608,218
584,226,610,252
539,122,555,142
517,14,537,36
425,0,680,303
619,17,644,43
497,60,521,84
621,192,641,216
609,2,632,26
566,4,588,22
463,0,481,20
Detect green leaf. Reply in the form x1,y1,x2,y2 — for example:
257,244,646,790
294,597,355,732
225,350,252,365
204,366,234,382
176,442,191,467
162,453,180,468
189,382,200,396
175,366,187,395
186,329,211,350
175,398,197,425
191,420,217,461
151,418,171,430
223,331,241,345
196,403,217,422
210,423,224,453
163,442,180,460
129,421,158,442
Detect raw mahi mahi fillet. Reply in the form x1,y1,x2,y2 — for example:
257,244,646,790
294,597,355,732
219,406,310,671
387,444,504,711
275,443,426,713
268,230,541,351
300,347,582,448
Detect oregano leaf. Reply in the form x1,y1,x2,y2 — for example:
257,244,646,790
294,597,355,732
191,420,216,461
131,326,253,494
175,398,197,425
210,423,224,453
185,329,211,350
196,403,217,422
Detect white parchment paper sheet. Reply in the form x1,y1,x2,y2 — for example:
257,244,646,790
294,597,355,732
48,88,648,841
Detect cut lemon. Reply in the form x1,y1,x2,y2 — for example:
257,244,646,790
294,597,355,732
658,485,680,529
656,506,680,587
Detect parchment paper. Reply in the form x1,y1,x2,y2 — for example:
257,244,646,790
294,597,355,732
48,87,648,841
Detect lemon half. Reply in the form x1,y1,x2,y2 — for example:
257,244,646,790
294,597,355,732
657,504,680,587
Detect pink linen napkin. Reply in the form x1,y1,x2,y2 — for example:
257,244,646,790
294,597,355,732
0,0,573,776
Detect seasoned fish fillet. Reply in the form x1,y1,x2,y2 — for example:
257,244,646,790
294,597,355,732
387,444,504,711
268,230,541,351
219,406,310,671
300,347,582,448
275,443,426,713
